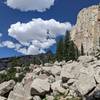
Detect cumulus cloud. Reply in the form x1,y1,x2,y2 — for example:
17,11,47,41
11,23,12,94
16,47,27,55
15,39,56,55
0,41,21,49
2,41,15,48
0,39,56,55
8,18,72,45
6,18,72,55
6,0,55,12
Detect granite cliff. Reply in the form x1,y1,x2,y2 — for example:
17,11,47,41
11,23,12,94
71,4,100,55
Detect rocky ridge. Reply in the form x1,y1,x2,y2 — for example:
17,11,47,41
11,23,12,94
0,56,100,100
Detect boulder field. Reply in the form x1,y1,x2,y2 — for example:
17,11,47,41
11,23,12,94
0,56,100,100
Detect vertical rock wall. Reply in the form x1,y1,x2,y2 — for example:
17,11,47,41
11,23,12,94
71,5,100,55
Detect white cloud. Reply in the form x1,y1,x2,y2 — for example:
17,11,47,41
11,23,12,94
0,40,21,51
40,39,56,49
16,46,45,55
14,43,22,50
2,41,15,48
6,18,72,55
15,39,56,55
0,39,56,55
16,47,27,55
8,18,72,46
1,41,21,49
31,39,56,49
6,0,55,12
27,45,40,55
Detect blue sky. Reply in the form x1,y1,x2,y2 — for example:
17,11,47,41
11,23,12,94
0,0,99,58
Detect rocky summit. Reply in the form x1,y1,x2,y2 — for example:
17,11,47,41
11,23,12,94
0,55,100,100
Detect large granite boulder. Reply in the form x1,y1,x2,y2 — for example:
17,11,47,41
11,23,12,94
8,91,25,100
51,66,61,76
33,68,41,75
0,80,15,96
8,83,32,100
51,80,66,94
60,62,82,82
54,61,66,66
31,78,50,96
38,74,48,80
75,73,96,95
41,67,52,76
22,72,35,85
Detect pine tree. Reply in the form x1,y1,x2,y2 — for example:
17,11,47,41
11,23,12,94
55,31,79,62
68,41,79,60
81,43,84,55
63,31,79,61
63,31,71,61
56,38,64,62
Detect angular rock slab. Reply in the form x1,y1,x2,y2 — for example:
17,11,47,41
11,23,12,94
75,73,96,95
8,91,25,100
31,78,50,96
41,67,52,76
60,62,82,82
8,92,32,100
8,83,32,100
0,80,15,96
51,66,61,76
51,80,66,94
